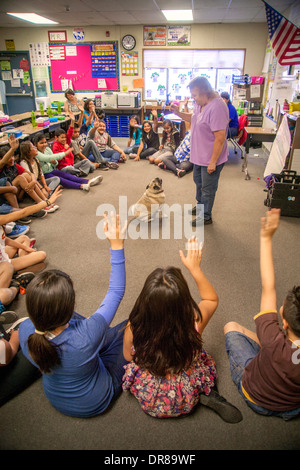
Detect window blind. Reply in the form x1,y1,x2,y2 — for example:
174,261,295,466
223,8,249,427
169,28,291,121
144,49,245,69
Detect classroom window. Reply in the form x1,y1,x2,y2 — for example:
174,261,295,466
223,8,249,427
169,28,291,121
143,49,244,101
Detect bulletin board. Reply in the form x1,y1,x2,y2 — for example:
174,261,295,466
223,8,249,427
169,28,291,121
48,41,120,93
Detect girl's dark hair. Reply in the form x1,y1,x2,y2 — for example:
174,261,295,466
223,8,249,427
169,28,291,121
84,99,94,112
26,270,75,374
129,115,140,139
64,88,75,98
33,133,46,145
0,145,10,158
19,141,42,180
142,120,154,140
283,286,300,337
129,267,203,377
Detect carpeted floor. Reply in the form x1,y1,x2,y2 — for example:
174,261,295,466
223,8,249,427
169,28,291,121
1,139,300,451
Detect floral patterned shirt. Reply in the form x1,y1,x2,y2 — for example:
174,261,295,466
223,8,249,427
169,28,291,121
122,349,217,418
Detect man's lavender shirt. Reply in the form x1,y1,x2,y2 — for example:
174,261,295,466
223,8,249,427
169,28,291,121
190,96,229,167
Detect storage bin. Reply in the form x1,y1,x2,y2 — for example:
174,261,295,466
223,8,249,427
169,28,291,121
264,171,300,217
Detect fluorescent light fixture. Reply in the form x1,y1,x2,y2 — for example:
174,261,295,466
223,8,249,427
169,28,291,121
7,13,58,24
162,10,193,21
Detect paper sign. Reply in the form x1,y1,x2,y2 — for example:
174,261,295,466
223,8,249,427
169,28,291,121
11,78,20,87
65,46,77,56
61,79,69,91
2,71,12,80
98,79,107,88
13,69,24,79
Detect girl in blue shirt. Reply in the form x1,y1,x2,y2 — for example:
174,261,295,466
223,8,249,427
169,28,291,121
124,115,142,156
19,214,128,418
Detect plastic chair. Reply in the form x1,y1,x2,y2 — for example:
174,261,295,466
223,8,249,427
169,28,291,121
228,114,250,180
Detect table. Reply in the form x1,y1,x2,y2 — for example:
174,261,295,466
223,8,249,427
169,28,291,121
0,116,72,146
243,127,277,180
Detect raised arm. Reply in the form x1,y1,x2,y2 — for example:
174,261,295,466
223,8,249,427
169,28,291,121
170,104,192,123
179,237,218,335
93,213,127,325
0,135,19,169
259,209,280,312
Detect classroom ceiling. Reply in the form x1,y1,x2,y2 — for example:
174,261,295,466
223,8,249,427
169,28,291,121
0,0,298,27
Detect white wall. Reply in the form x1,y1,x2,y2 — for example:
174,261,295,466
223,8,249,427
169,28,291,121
0,23,268,104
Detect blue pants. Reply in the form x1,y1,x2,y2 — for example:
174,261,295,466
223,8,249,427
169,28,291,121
225,331,300,421
100,149,121,163
193,163,224,220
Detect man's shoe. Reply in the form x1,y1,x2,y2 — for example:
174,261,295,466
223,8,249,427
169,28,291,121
188,206,198,216
191,217,212,227
199,390,243,423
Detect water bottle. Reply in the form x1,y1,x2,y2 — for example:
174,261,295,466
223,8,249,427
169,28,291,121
31,110,36,127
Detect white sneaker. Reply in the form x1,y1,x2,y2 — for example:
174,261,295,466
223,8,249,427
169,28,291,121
88,175,103,187
51,204,59,211
81,184,90,191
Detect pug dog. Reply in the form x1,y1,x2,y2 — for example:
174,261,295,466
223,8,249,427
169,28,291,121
131,177,165,222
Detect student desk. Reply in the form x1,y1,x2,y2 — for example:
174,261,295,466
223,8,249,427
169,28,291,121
243,127,277,180
0,116,72,147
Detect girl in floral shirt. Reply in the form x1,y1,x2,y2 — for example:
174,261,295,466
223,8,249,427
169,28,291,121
122,237,242,422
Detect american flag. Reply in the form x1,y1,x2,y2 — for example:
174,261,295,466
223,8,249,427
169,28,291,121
264,1,300,66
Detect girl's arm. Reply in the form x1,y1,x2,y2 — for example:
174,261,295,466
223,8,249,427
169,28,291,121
259,209,280,312
0,331,19,366
64,100,69,114
0,187,63,226
152,109,158,132
0,135,19,170
92,214,127,325
170,104,192,123
36,148,70,163
179,237,218,335
134,140,144,161
77,104,84,128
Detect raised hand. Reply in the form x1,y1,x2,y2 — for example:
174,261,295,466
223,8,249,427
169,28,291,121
103,212,127,250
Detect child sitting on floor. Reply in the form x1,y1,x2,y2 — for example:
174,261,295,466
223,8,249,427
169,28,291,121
0,136,55,214
130,110,160,162
158,130,193,178
122,237,242,423
124,115,142,156
87,120,127,165
224,208,300,421
34,133,101,192
52,120,94,177
19,141,60,207
149,119,180,166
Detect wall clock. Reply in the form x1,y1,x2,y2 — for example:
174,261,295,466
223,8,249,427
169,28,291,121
121,35,136,51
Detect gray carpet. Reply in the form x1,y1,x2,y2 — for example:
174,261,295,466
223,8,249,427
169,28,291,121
1,140,300,450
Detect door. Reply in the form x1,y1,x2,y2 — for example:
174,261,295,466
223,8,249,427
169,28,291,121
0,51,35,115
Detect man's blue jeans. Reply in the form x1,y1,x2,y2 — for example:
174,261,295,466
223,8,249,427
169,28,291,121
193,163,225,220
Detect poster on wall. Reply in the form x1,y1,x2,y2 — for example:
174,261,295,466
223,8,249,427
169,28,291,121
167,26,191,46
90,43,117,78
29,43,50,67
143,26,166,46
121,51,138,76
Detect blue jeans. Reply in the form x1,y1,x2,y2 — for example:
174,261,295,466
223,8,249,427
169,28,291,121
228,127,239,138
225,331,300,421
193,163,224,220
101,149,121,163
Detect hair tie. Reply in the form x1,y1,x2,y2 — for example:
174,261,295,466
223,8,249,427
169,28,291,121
35,329,46,336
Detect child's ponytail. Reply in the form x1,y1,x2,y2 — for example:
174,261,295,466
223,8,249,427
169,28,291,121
25,269,75,374
27,333,61,374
